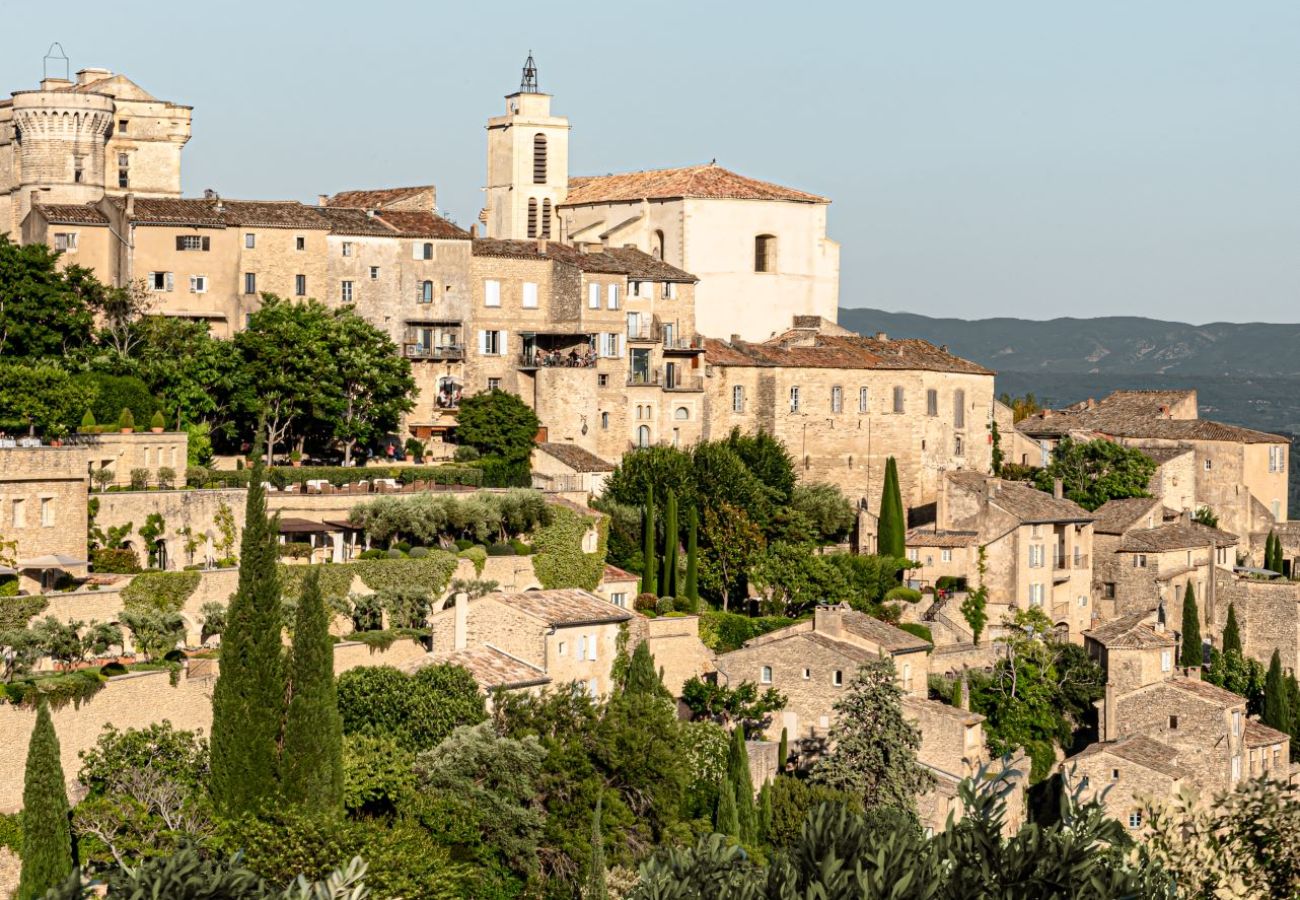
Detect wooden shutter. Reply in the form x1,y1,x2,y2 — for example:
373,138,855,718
201,236,210,251
175,236,184,251
477,330,487,354
499,331,508,357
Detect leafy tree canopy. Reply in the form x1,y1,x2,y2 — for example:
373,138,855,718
1034,436,1156,511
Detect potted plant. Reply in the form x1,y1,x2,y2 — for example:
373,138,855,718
289,449,303,468
118,407,135,434
150,410,166,434
79,410,96,434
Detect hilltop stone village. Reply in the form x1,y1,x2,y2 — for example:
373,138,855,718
1,55,1298,896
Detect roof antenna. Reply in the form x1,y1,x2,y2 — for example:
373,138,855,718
43,42,69,81
520,51,539,93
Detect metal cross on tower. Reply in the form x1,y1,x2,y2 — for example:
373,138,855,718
519,51,539,93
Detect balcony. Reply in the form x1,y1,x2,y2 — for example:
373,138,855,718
519,348,598,369
403,343,465,361
662,335,704,354
626,369,704,391
627,324,656,342
1052,553,1089,580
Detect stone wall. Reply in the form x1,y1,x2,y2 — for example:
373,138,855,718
1113,683,1241,792
1213,569,1300,672
625,614,715,697
85,432,188,487
0,446,88,591
94,488,246,571
1070,746,1180,833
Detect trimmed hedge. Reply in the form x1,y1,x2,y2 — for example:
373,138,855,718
278,542,313,559
91,547,141,574
898,622,933,646
0,595,48,631
188,464,482,489
121,571,201,613
884,586,923,604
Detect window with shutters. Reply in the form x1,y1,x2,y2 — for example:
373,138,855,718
340,281,353,303
527,199,538,238
484,280,501,307
342,242,353,257
149,272,173,292
663,281,676,299
419,281,434,303
541,200,552,238
733,385,745,413
926,389,938,416
53,232,77,252
118,152,129,188
40,497,54,527
295,274,306,296
607,284,619,309
522,282,539,308
588,283,600,309
481,331,502,355
893,386,905,413
831,386,843,413
422,242,433,260
954,389,966,428
189,275,207,293
859,387,869,412
177,235,208,251
370,266,380,280
638,425,651,447
533,134,547,184
755,234,776,272
487,377,501,391
244,273,257,295
1029,583,1044,606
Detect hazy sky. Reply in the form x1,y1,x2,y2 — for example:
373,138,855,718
5,0,1299,323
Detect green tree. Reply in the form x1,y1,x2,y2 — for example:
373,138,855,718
209,442,287,817
681,677,787,735
700,502,764,611
1193,506,1219,528
790,483,856,544
777,727,789,773
722,726,757,844
587,794,608,900
1222,602,1242,656
725,428,797,505
119,608,184,661
129,316,247,435
0,363,96,437
876,457,905,558
325,308,415,466
281,570,344,813
713,777,739,839
749,542,852,615
336,663,486,752
990,419,1004,475
961,547,990,644
641,485,657,596
18,704,72,900
455,388,540,480
1180,582,1202,668
684,505,699,602
1034,436,1156,511
811,658,932,813
661,489,679,598
0,234,103,361
1263,649,1293,738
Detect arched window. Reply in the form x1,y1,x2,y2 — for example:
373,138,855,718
541,199,552,238
674,406,689,420
420,280,433,303
653,229,665,260
527,199,538,238
637,425,651,448
755,234,777,273
533,134,548,184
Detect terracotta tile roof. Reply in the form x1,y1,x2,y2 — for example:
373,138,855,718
1083,609,1174,649
1064,390,1197,420
840,609,932,653
1092,498,1164,535
491,589,632,628
1244,719,1289,748
325,186,435,210
313,206,397,236
443,645,550,690
106,197,330,229
536,442,615,473
1071,734,1188,781
602,564,636,582
471,239,695,280
1118,522,1239,553
33,203,108,225
946,472,1095,524
374,210,469,240
1017,390,1286,445
801,631,880,665
563,163,828,205
108,197,227,226
703,332,993,376
1164,676,1245,707
906,528,980,548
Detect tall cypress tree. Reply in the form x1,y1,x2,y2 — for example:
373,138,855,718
1179,583,1202,669
587,794,608,900
625,640,669,700
757,780,773,845
661,489,679,598
641,485,657,597
684,506,699,603
1222,603,1242,656
1266,530,1281,573
714,778,739,838
877,457,905,559
281,569,344,812
1263,650,1291,737
18,703,72,900
726,726,757,844
778,726,789,773
209,436,286,817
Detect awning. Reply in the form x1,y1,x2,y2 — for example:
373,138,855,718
19,554,88,569
322,519,361,530
0,565,16,576
277,517,335,534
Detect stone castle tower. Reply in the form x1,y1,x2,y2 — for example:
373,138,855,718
0,64,191,235
482,54,569,240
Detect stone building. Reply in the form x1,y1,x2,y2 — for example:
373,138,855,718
0,66,190,237
924,471,1096,640
1016,390,1288,539
713,603,931,744
479,56,839,342
904,528,979,591
0,445,89,593
1070,734,1189,832
700,318,995,516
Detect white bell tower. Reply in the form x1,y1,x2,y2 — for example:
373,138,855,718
483,53,569,240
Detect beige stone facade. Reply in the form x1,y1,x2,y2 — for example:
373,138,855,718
624,612,716,698
0,446,89,592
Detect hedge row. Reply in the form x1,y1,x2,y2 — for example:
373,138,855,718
276,551,459,604
186,464,484,490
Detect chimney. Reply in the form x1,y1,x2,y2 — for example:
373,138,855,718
29,190,40,209
814,603,844,638
1102,683,1117,741
730,334,741,344
1180,508,1192,525
1053,478,1064,500
536,238,547,254
875,331,888,342
469,224,478,238
958,667,970,711
317,194,329,207
125,193,135,219
453,592,469,651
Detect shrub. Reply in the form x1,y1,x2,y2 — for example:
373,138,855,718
454,538,473,551
654,597,675,616
91,547,141,574
385,548,405,559
150,410,166,430
404,438,425,460
394,542,412,554
936,576,967,592
898,622,933,645
358,549,386,560
884,586,922,603
121,571,201,613
458,545,486,575
408,546,429,559
279,542,313,560
99,662,128,677
79,409,96,431
0,576,18,598
634,592,659,613
453,445,480,462
189,464,482,490
509,538,532,556
337,664,487,753
698,612,797,653
487,542,516,557
118,407,135,431
129,468,150,490
674,595,699,614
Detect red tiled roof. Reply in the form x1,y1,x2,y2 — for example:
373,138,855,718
563,164,827,205
602,564,637,582
105,197,329,229
702,332,992,376
471,239,696,280
1083,609,1174,649
374,210,470,240
490,589,632,628
946,472,1095,524
1017,390,1287,445
1091,498,1164,535
326,186,435,210
443,645,550,690
1117,522,1239,553
312,206,397,236
33,203,108,225
840,609,932,653
1244,719,1289,748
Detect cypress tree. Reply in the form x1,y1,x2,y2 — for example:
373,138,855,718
587,794,608,900
726,726,757,843
1288,674,1300,758
1266,530,1281,573
684,506,699,602
18,703,72,900
641,486,657,597
1263,650,1291,737
877,457,905,559
757,780,773,845
625,640,669,699
777,726,789,773
1179,583,1202,669
1222,603,1242,656
280,569,344,812
714,777,739,838
209,435,286,817
661,489,679,598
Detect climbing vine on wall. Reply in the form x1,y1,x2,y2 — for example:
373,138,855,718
0,595,49,631
277,552,458,606
120,571,201,614
532,506,608,591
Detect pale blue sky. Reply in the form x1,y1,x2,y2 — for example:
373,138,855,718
5,0,1299,323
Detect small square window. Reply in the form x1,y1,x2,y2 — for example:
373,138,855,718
1169,715,1179,729
245,233,256,249
296,236,306,251
118,119,128,132
370,266,380,280
487,377,501,391
1128,811,1142,829
833,670,843,686
598,374,609,387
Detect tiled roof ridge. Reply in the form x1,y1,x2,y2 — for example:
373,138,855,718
563,163,828,205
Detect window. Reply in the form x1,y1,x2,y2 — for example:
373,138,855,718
653,229,665,260
1104,582,1116,599
541,199,552,238
588,283,600,309
611,592,627,608
907,548,919,562
245,233,256,249
587,634,597,660
893,386,905,413
12,499,25,528
578,635,587,659
663,281,676,299
1269,445,1285,473
789,386,800,412
40,497,54,527
244,273,257,295
637,425,651,448
74,157,83,182
1029,544,1045,568
601,412,609,429
926,389,938,416
1112,768,1120,781
118,152,129,188
422,242,433,260
370,266,379,280
732,385,745,413
177,235,209,251
1233,710,1241,736
598,374,609,388
754,234,776,272
853,388,867,414
833,670,844,687
1231,755,1241,780
760,666,773,684
1078,594,1088,607
903,662,912,691
831,385,843,413
53,232,77,252
189,275,207,293
954,389,966,428
479,330,504,355
1128,811,1142,829
487,377,501,391
533,133,548,183
295,274,306,296
1204,459,1212,471
527,199,538,238
954,435,965,455
420,281,434,303
340,281,353,303
941,548,952,562
558,641,567,656
802,668,811,680
295,236,306,251
485,280,501,307
342,241,353,257
1134,554,1147,568
1029,583,1045,606
607,284,619,310
118,118,128,132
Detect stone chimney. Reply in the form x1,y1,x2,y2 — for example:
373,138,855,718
1102,683,1117,741
125,193,135,219
875,331,888,342
453,592,469,651
29,190,41,210
730,334,741,344
1180,508,1192,525
317,194,329,207
536,238,548,254
1053,478,1064,500
958,667,970,711
814,604,844,638
469,224,478,238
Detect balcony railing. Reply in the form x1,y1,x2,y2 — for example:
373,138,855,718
662,335,704,352
404,343,465,360
1052,553,1089,570
626,369,702,390
520,349,598,369
626,324,656,341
